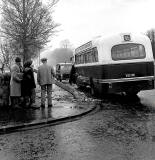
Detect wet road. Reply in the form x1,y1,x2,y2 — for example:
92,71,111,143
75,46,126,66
0,91,155,159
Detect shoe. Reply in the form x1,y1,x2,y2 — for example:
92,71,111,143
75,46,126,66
48,104,53,108
40,104,45,108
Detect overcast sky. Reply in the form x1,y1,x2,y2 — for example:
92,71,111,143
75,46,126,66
43,0,155,54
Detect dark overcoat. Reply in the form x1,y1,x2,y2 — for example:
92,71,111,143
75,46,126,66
22,67,36,96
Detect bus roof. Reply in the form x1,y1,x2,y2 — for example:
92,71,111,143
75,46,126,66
75,33,151,54
74,32,153,64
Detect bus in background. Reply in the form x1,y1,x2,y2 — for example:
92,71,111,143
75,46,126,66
74,33,154,96
56,62,72,82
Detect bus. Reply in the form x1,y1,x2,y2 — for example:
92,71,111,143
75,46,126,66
74,33,154,96
56,62,72,82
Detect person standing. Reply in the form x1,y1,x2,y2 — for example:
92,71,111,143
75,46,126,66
22,60,36,108
37,58,55,108
10,57,23,108
69,63,77,85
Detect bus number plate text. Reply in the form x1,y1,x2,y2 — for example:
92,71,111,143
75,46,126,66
125,73,135,78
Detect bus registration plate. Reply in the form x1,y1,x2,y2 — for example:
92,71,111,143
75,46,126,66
125,73,135,78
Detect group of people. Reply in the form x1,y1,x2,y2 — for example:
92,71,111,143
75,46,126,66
10,57,55,109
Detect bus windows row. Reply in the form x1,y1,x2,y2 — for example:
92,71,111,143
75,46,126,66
75,47,98,64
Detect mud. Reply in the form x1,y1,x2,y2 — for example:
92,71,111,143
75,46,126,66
0,88,155,160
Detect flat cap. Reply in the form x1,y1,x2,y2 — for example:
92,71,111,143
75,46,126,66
41,57,47,61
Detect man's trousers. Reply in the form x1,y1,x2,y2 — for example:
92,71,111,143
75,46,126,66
41,84,52,106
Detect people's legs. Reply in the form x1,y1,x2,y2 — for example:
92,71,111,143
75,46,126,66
23,96,29,107
17,96,22,107
30,88,36,104
47,84,52,106
10,96,14,107
29,88,39,108
14,97,18,107
41,85,46,107
11,96,21,108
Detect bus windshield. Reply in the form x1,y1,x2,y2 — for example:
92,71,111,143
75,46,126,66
111,43,146,60
60,65,72,72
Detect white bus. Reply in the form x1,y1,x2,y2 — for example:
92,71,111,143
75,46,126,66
74,33,154,96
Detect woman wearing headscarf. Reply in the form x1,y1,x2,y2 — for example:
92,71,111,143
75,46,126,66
22,60,36,108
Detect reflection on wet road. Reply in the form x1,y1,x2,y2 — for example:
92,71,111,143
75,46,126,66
0,91,155,159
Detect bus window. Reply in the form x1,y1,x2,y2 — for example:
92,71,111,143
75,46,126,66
87,51,91,62
84,53,88,63
75,55,77,64
82,54,85,63
81,54,84,63
111,43,146,60
92,47,98,62
79,55,81,63
75,47,98,64
75,55,80,64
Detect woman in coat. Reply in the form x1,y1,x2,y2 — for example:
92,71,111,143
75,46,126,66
10,57,23,108
22,60,36,107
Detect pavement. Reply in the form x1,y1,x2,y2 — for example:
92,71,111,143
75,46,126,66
0,82,97,134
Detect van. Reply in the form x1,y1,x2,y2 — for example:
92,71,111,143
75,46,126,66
56,63,72,82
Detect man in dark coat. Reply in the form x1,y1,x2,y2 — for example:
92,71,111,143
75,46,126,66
69,64,77,85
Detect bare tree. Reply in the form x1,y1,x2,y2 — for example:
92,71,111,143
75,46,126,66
0,0,60,62
146,29,155,59
0,40,15,72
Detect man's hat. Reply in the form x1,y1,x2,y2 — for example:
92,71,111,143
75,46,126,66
41,57,47,62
